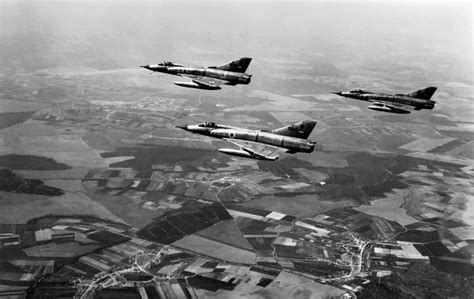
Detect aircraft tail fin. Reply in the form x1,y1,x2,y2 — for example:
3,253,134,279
216,57,252,73
272,120,317,139
407,87,437,100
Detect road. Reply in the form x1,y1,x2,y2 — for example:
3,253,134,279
78,246,169,298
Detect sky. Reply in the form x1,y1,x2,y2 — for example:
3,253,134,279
0,1,472,78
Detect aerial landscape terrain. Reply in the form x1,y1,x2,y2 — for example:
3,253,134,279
0,1,472,298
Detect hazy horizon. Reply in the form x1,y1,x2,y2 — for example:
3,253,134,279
1,1,472,85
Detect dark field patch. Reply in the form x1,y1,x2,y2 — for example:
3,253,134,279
430,257,474,277
0,111,33,129
247,237,275,253
87,230,131,246
359,262,474,298
317,152,464,202
396,230,440,243
122,272,153,281
326,173,355,185
257,278,273,287
233,218,272,235
424,241,450,257
29,286,77,298
428,139,465,154
274,244,302,259
144,286,159,298
0,168,64,196
187,274,235,292
413,244,432,256
137,204,231,244
0,154,70,170
101,145,216,178
321,184,366,202
95,288,141,299
362,178,408,197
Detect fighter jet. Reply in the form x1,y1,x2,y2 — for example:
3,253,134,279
176,120,317,161
140,57,252,90
333,86,437,114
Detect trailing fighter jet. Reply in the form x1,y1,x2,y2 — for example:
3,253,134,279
140,57,252,90
332,86,437,114
176,120,317,161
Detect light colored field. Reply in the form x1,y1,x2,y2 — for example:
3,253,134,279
172,234,257,264
399,137,455,152
196,220,254,251
0,99,47,113
242,194,357,218
445,141,474,159
294,168,328,182
196,270,346,299
449,227,474,241
90,192,166,228
0,121,106,168
291,94,338,102
407,152,473,167
0,191,126,224
44,179,84,192
436,125,474,133
296,150,349,168
14,167,89,180
456,192,474,227
269,112,312,124
23,242,100,257
224,90,316,112
353,189,418,226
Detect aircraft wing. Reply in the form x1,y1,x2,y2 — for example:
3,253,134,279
180,74,228,88
369,100,414,113
224,139,288,160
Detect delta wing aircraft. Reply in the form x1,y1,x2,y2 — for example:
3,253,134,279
333,86,437,114
140,57,252,90
177,120,317,161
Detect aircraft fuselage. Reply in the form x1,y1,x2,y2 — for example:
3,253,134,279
178,124,315,153
143,65,251,85
337,92,435,110
333,88,436,113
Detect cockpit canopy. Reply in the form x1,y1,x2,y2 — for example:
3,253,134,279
349,89,368,94
198,122,217,128
159,61,175,66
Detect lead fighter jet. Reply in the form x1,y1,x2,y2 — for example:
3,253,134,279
177,120,317,161
140,57,252,90
333,86,437,114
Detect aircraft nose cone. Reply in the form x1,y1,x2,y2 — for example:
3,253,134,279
176,125,188,131
332,92,342,95
139,65,150,69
